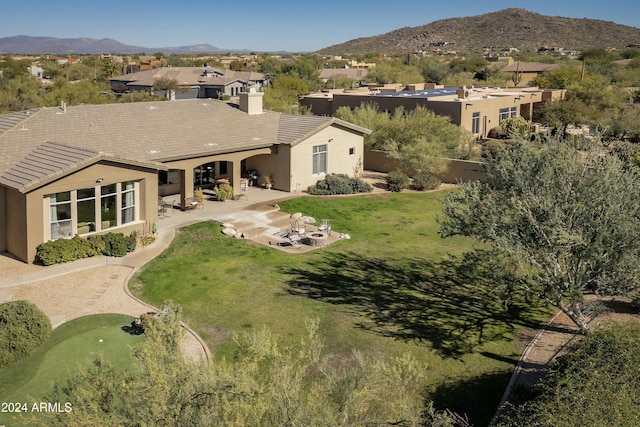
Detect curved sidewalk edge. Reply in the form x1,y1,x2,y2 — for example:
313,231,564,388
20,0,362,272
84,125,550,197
120,228,212,363
489,310,564,426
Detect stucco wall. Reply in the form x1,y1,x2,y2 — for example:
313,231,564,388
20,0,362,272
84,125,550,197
364,150,488,183
5,188,27,261
16,161,158,263
300,90,558,138
290,126,364,192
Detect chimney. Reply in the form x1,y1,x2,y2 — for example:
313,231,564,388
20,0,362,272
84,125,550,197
457,86,469,99
239,87,264,115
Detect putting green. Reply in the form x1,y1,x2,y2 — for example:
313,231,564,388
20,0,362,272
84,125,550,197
0,314,143,426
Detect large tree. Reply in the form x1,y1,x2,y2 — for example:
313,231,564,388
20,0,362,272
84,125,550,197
439,137,640,332
335,104,473,175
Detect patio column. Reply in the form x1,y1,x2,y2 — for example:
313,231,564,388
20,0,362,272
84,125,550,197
179,169,195,210
230,160,242,196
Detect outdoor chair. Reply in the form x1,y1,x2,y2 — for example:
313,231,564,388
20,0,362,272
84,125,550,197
319,219,332,235
290,220,306,236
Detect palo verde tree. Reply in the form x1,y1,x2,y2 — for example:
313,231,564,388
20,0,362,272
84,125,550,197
439,135,640,332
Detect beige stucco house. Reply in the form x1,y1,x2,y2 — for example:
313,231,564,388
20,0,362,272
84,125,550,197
299,85,565,139
0,91,369,263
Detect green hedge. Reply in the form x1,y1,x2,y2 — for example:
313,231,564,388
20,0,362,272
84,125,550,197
0,301,51,369
36,232,137,266
307,173,373,195
386,170,410,192
411,174,441,191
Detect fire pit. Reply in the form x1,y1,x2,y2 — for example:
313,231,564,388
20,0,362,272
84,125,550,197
307,231,328,247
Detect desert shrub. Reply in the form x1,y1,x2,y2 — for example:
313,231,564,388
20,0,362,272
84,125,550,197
412,174,441,191
36,232,135,265
126,231,138,253
36,238,80,265
102,233,129,257
0,300,51,369
214,183,234,201
86,234,106,254
307,173,373,195
140,234,156,247
386,171,409,192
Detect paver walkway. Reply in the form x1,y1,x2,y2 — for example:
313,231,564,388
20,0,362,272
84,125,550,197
0,186,296,362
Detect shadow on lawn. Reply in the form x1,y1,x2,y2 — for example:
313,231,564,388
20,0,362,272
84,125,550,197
431,370,513,427
284,250,543,357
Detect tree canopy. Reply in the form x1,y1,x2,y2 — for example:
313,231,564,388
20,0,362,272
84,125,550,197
439,137,640,332
496,322,640,427
335,103,474,176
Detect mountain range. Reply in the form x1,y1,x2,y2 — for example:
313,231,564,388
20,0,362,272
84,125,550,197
320,8,640,54
0,35,250,55
1,9,640,55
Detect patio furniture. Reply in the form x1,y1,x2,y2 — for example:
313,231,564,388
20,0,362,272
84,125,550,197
290,220,306,236
318,219,332,235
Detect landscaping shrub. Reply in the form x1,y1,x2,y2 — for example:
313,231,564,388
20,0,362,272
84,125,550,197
0,300,51,369
307,173,373,195
86,234,106,255
412,174,441,191
36,231,138,265
126,231,138,253
214,183,234,201
36,238,79,265
102,232,129,257
386,171,409,192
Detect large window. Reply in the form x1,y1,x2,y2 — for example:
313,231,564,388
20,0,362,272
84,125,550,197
47,181,138,240
312,144,327,175
101,184,117,229
77,188,96,234
499,108,510,122
472,112,480,134
121,181,135,225
49,192,72,239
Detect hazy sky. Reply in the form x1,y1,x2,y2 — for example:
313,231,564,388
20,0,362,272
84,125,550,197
1,0,639,52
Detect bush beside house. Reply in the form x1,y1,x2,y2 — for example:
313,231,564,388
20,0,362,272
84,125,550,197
307,173,373,195
36,232,138,266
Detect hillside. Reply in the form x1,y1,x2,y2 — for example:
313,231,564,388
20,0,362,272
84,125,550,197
319,8,640,55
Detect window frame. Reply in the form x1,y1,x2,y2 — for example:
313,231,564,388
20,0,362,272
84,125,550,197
312,144,328,175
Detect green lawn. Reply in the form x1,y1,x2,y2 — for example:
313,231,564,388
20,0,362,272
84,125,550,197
0,314,142,427
130,192,551,425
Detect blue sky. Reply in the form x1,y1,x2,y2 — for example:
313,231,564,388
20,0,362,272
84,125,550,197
1,0,638,52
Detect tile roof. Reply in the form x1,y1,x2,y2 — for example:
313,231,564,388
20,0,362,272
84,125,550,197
110,67,267,87
0,99,369,192
0,141,166,193
0,110,35,136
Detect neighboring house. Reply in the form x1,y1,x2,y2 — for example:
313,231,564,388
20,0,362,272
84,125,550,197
109,67,269,99
502,60,560,86
28,65,44,78
0,91,369,263
299,85,565,139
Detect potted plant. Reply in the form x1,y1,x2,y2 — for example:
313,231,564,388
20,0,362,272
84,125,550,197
264,175,273,190
194,188,205,205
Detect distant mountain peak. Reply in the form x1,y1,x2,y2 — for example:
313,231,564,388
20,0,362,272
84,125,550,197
319,8,640,54
0,35,248,55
